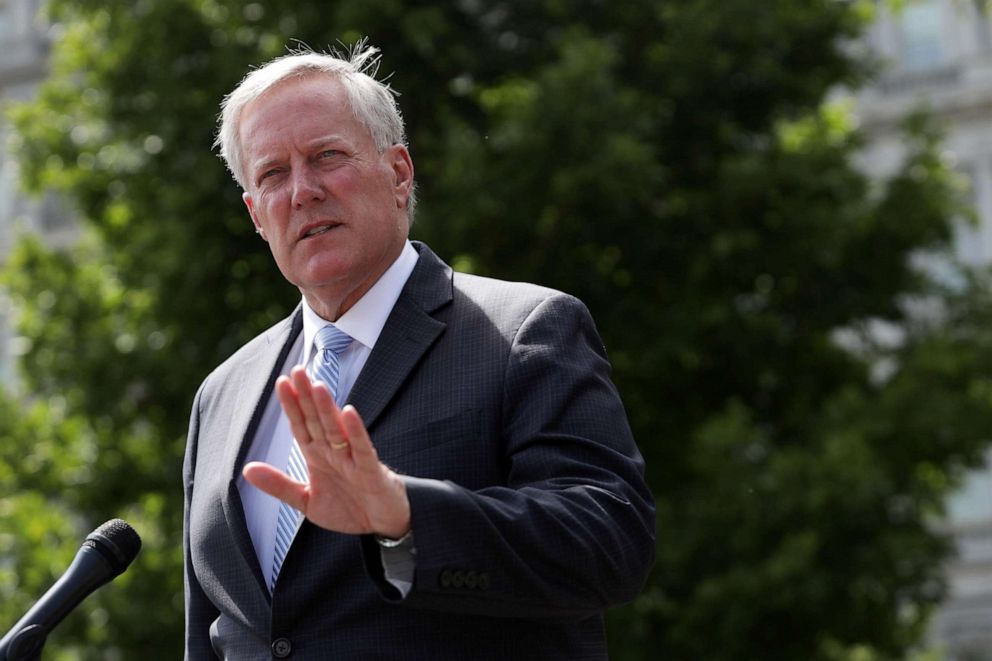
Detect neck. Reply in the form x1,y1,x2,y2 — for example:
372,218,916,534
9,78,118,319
303,287,361,322
303,240,407,321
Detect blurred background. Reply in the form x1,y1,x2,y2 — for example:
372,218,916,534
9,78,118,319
1,0,992,659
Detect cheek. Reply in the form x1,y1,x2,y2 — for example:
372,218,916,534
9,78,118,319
332,160,394,197
255,191,289,224
326,166,368,198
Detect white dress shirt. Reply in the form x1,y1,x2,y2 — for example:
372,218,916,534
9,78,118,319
237,241,420,589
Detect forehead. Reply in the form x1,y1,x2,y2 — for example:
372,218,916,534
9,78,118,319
239,74,370,153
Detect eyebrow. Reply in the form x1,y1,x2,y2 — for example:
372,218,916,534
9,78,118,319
305,135,353,152
248,156,285,181
249,135,354,175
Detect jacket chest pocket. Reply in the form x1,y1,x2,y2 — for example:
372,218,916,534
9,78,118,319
373,409,499,485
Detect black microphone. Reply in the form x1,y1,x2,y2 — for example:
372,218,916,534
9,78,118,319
0,519,141,661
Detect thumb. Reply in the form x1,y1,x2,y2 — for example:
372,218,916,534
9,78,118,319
243,461,309,511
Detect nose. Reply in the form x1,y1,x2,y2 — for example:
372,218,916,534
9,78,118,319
291,166,325,209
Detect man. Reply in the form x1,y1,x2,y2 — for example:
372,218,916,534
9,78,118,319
183,44,655,660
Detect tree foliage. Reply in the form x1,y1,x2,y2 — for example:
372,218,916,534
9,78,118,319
2,1,991,659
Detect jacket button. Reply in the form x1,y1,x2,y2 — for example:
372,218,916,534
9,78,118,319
271,637,292,658
440,569,454,588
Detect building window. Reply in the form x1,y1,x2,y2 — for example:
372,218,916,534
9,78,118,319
900,0,945,71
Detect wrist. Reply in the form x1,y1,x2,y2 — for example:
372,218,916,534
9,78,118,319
375,529,413,548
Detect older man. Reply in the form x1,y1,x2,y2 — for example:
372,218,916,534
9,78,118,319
183,44,655,660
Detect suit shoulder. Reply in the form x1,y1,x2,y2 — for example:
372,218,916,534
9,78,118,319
451,271,570,311
449,271,594,335
198,309,299,393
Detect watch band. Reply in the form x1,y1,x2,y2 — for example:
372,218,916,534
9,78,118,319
375,530,413,548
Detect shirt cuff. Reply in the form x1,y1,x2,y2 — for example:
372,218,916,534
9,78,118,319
378,531,417,597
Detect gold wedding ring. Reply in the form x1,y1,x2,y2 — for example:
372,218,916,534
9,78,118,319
331,441,349,450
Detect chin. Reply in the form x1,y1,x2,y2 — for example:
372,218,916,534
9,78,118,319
295,252,355,281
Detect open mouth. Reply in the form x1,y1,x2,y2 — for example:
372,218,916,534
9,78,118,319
302,223,340,239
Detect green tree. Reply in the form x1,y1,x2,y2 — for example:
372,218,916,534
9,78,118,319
2,0,991,659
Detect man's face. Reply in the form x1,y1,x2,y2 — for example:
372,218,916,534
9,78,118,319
240,74,414,319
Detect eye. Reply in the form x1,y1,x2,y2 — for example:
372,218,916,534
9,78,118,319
318,149,340,160
258,167,284,183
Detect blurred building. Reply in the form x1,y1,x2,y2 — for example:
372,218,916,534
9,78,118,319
853,1,992,659
0,0,72,387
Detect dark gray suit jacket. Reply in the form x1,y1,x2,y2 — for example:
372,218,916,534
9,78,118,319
183,243,655,660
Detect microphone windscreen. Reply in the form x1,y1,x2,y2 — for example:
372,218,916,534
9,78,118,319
84,519,142,575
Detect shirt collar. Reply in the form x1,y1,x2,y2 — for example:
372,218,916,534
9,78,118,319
301,240,420,360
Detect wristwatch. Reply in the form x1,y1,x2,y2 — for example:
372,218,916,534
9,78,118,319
375,530,414,548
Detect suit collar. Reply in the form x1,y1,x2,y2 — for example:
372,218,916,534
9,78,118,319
399,241,454,315
346,241,451,430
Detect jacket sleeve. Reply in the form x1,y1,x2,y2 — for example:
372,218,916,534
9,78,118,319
183,382,221,660
362,293,656,618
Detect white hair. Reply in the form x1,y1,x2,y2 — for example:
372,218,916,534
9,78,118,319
215,43,416,217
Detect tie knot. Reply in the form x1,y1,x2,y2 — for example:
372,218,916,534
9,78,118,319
314,324,352,356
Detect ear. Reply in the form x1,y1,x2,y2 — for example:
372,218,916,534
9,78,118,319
388,144,414,210
243,191,267,241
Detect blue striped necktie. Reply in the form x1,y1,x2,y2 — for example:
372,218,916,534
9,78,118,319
270,324,353,591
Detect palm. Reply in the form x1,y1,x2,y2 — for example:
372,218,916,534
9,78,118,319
243,367,411,540
300,449,398,535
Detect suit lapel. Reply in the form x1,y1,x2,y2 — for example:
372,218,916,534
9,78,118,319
284,246,452,584
221,307,303,599
347,243,452,431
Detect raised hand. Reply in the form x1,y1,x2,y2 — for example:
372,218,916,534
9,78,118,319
243,365,411,539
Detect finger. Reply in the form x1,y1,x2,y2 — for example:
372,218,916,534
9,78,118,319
275,375,313,444
289,367,326,444
242,461,309,511
340,405,378,469
310,384,350,451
